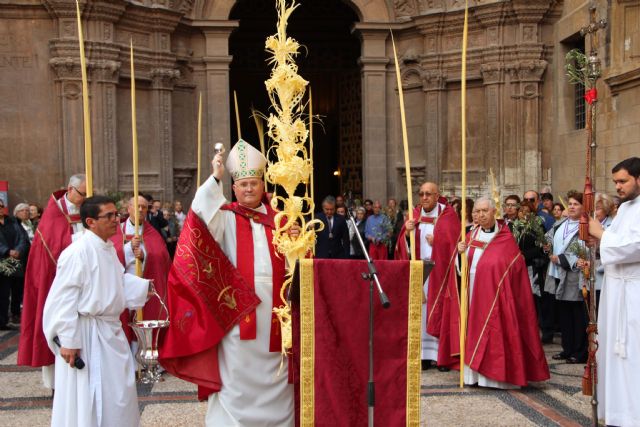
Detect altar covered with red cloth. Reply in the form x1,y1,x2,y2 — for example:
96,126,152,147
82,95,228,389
291,259,425,426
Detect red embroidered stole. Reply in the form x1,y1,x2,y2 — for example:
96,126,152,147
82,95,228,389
223,202,285,353
58,194,81,224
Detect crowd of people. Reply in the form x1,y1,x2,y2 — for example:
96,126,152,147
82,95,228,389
1,152,638,426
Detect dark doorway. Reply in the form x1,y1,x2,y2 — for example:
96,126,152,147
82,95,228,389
229,0,361,205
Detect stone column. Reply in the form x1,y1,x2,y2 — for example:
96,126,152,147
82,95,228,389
151,68,180,202
422,71,447,184
193,20,238,199
355,27,389,202
480,63,504,187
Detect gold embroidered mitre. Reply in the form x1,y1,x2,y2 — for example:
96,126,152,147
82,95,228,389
226,139,267,181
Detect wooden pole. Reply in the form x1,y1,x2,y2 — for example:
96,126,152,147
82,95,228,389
75,0,93,196
130,40,143,322
390,31,415,261
458,0,470,388
234,90,242,140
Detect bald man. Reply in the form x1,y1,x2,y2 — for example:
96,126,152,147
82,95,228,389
395,182,460,370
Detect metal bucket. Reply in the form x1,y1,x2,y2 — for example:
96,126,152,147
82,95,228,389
129,282,169,384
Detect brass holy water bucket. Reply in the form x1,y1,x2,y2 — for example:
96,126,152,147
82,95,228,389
129,282,169,384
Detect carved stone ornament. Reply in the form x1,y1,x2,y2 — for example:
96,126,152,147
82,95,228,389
394,0,418,17
150,68,181,89
173,167,196,195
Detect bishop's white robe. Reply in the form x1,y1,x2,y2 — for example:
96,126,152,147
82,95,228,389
597,195,640,426
461,227,519,390
418,204,443,362
42,231,149,427
192,176,294,427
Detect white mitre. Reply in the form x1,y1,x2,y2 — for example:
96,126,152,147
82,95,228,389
225,139,267,181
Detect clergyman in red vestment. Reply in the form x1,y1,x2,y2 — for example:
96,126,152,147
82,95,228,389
110,196,171,343
18,174,87,388
455,197,550,388
395,182,461,371
159,139,294,426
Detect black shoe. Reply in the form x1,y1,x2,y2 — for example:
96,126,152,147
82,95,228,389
0,324,16,331
552,353,567,360
541,334,554,344
10,315,20,325
421,360,430,371
566,356,587,364
437,366,450,372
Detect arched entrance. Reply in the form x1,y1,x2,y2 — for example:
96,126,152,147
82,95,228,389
228,0,361,202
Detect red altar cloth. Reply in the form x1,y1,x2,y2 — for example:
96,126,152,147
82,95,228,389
291,259,423,426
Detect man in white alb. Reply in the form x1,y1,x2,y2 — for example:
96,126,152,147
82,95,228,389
588,157,640,426
42,195,150,427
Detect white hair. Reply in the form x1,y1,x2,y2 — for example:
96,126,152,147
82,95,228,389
474,196,496,209
13,203,30,216
68,173,86,188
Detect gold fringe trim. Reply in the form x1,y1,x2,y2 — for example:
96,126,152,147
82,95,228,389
299,259,315,426
406,260,424,426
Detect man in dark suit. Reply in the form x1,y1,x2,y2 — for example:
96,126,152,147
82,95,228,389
314,196,350,259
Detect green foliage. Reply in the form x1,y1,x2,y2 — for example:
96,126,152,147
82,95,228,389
565,48,589,88
0,257,21,276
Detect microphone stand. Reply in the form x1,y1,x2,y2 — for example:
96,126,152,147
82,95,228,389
345,199,390,427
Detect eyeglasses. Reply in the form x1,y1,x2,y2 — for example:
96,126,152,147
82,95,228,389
524,197,536,203
72,186,87,198
505,203,519,208
95,212,120,221
418,191,436,197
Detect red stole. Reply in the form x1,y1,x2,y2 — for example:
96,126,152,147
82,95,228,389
221,201,286,353
18,190,78,367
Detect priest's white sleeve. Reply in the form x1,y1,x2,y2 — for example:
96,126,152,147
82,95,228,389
191,175,227,241
123,273,151,311
42,248,87,352
600,207,640,265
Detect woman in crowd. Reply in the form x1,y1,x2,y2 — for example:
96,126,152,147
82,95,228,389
161,208,180,259
347,207,367,259
545,191,587,364
28,203,42,230
551,202,565,222
512,200,546,305
586,193,614,308
14,203,34,244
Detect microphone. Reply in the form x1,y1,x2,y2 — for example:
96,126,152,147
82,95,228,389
53,336,85,369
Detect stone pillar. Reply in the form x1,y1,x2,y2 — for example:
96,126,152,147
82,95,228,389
194,20,238,198
355,27,389,202
151,68,180,202
422,71,447,184
480,63,505,188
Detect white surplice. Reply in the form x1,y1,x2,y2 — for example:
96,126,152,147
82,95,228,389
597,195,640,427
461,227,519,389
192,176,294,427
42,231,149,427
419,204,443,361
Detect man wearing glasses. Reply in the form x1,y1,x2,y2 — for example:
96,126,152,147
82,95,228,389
395,182,461,371
18,174,87,389
42,195,150,427
522,190,554,231
503,195,521,228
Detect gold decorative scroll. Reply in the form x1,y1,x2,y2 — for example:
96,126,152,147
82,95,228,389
263,0,322,356
391,32,416,261
406,260,424,426
75,0,93,196
459,0,470,388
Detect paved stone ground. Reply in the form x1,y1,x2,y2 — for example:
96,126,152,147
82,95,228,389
0,329,596,426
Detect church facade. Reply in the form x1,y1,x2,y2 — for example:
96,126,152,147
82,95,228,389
1,0,639,206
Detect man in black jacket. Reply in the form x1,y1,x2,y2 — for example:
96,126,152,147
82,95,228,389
0,200,27,330
314,196,350,259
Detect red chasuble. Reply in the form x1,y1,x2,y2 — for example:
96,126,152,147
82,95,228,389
18,190,78,367
394,200,461,368
458,222,550,385
110,220,171,342
159,207,285,400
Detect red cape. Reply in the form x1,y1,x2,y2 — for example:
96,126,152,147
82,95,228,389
455,223,550,385
18,190,75,367
394,201,461,368
111,220,171,342
158,211,261,400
